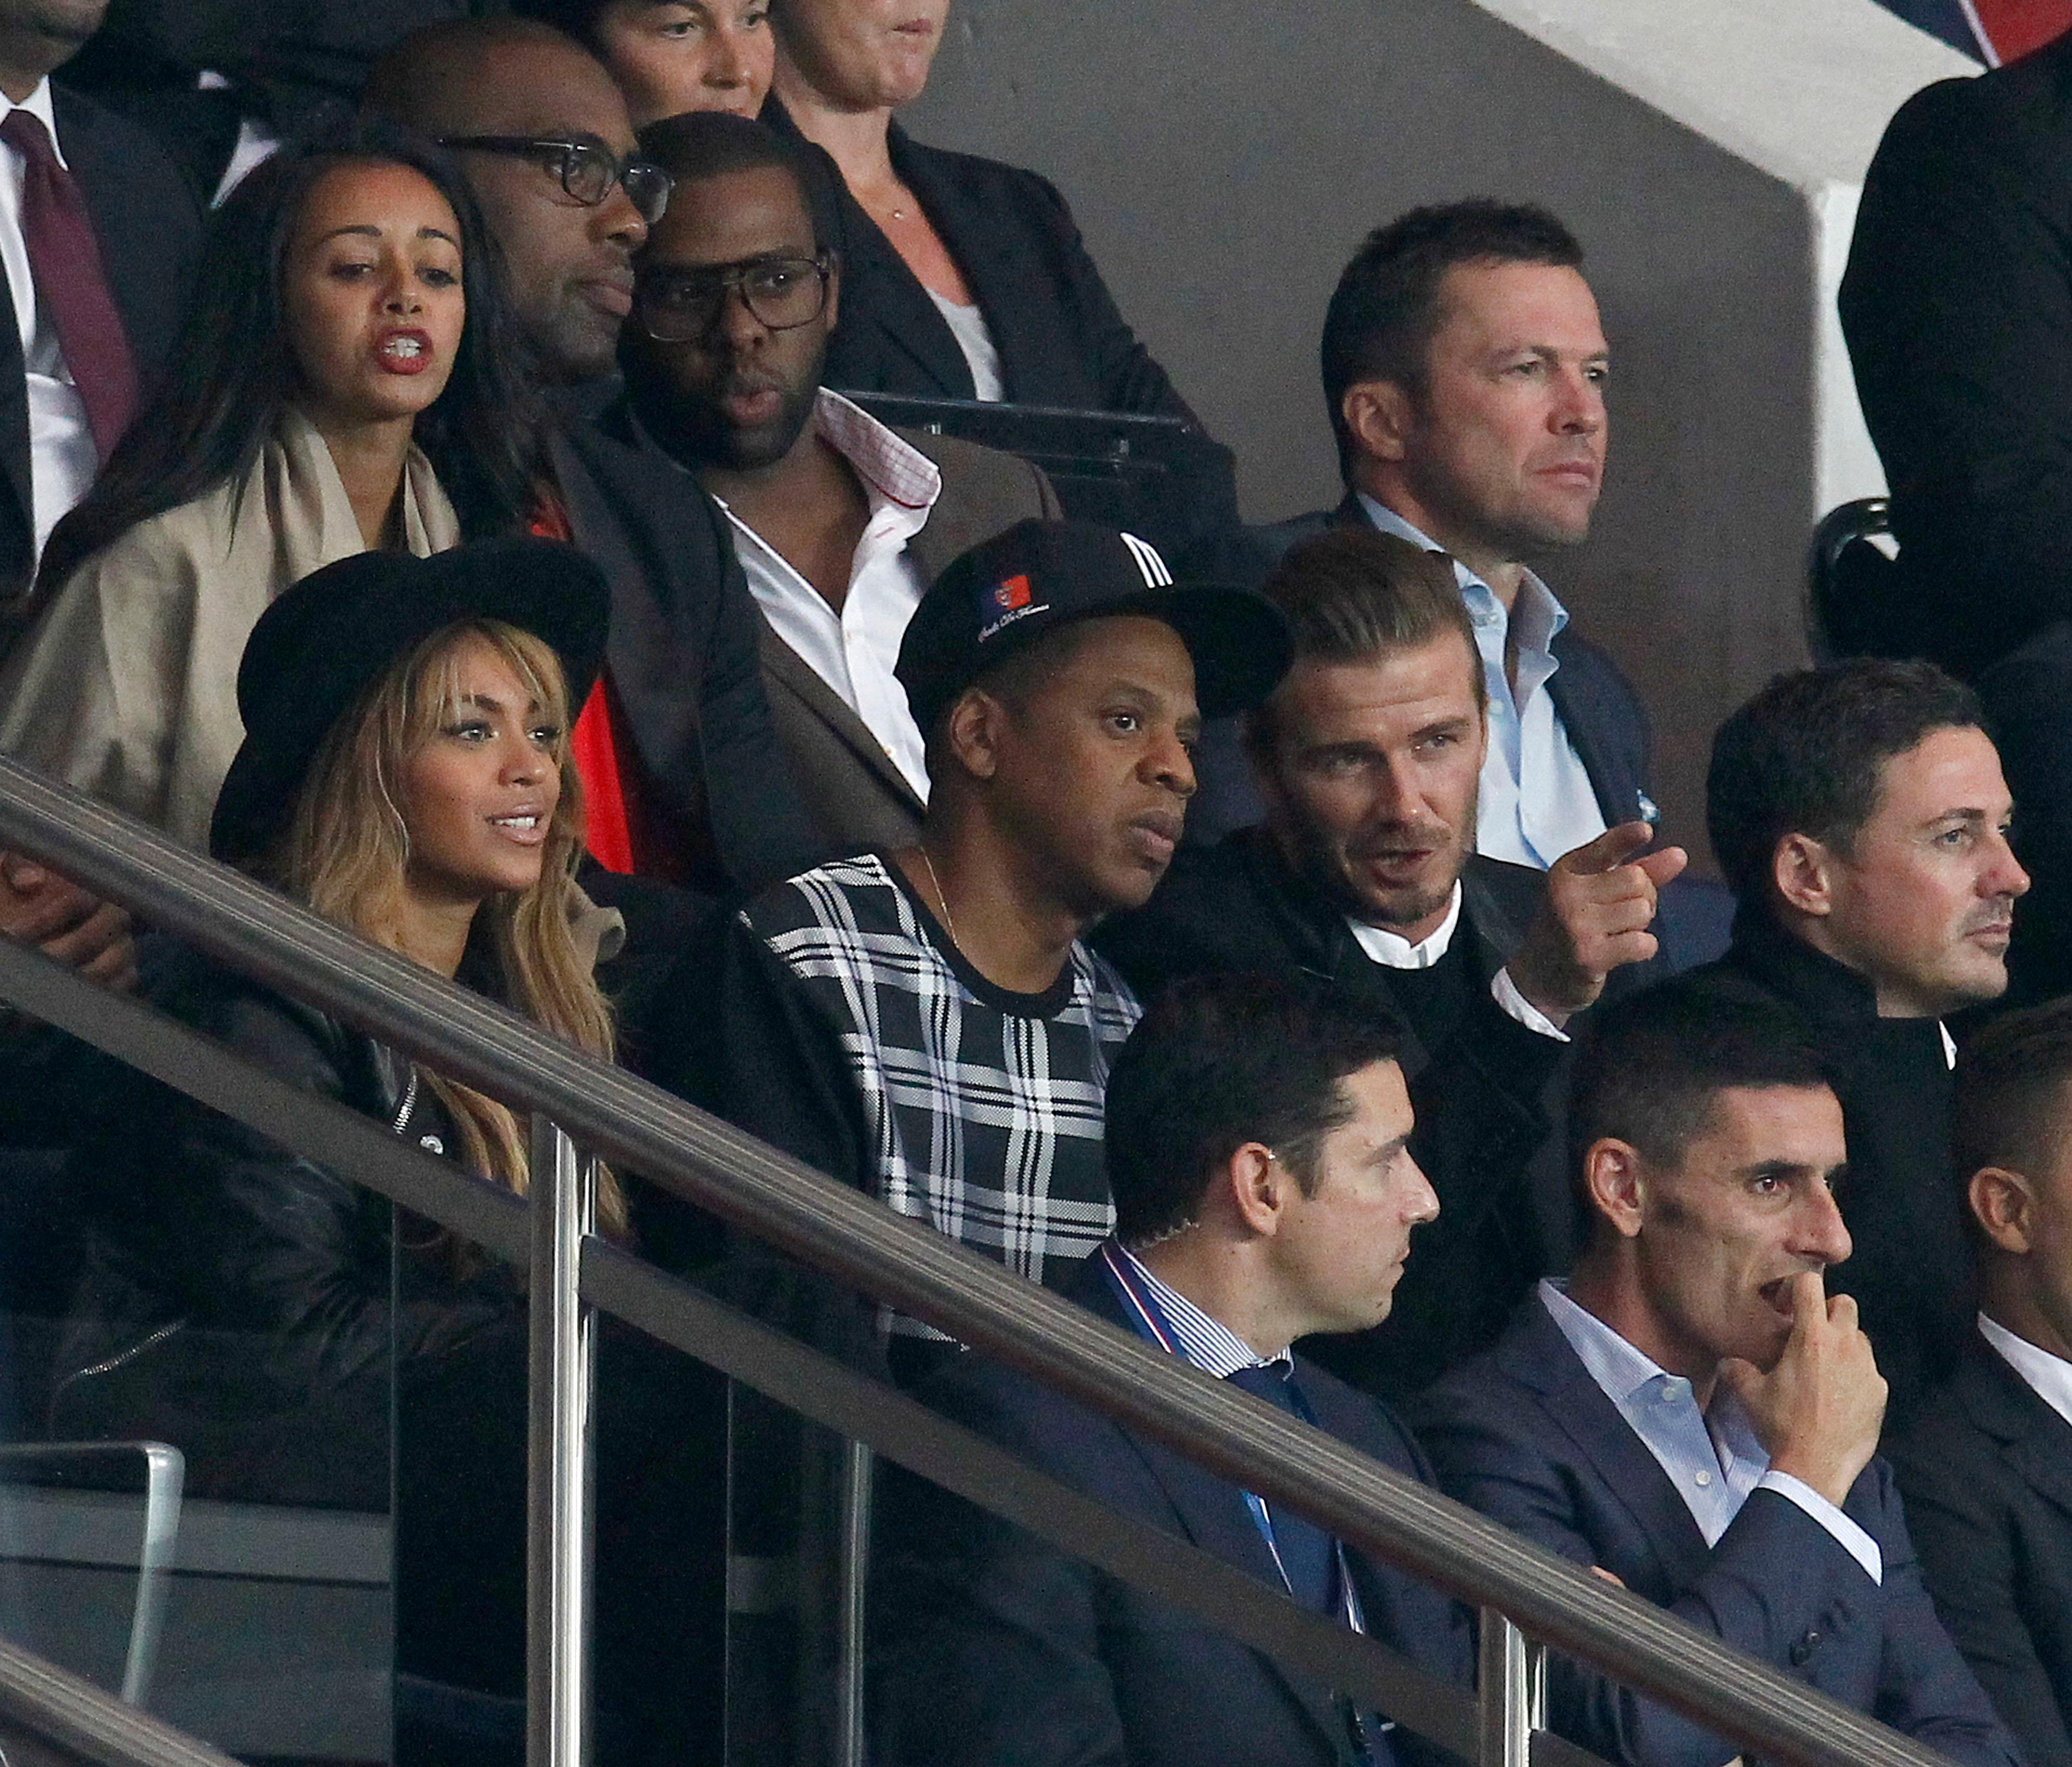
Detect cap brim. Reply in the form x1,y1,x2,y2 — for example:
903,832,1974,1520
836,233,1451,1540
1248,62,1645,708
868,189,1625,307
1092,584,1292,718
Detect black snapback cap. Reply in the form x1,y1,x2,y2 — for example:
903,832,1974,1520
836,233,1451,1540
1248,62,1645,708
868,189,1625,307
895,519,1290,737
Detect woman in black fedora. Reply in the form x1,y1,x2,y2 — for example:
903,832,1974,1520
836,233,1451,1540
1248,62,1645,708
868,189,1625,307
51,537,721,1763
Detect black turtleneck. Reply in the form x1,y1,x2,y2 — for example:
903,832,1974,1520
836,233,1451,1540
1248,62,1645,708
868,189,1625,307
1696,906,1969,1424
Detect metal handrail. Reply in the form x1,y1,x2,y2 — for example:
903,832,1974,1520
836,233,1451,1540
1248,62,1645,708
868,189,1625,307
0,758,1970,1767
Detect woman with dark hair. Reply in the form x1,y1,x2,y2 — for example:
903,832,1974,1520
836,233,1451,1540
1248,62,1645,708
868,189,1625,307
0,121,541,849
518,0,774,124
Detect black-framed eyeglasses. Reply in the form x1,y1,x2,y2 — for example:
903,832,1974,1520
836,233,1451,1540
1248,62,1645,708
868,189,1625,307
439,135,673,225
634,254,834,342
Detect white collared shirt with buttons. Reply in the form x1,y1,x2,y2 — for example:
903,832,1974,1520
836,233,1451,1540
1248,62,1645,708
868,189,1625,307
1979,1312,2072,1429
719,388,942,804
1344,879,1568,1041
0,78,95,563
1357,495,1609,871
1539,1278,1883,1584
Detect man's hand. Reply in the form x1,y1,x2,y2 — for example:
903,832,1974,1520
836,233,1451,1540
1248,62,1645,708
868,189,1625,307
1716,1270,1886,1508
1504,822,1688,1023
0,854,136,993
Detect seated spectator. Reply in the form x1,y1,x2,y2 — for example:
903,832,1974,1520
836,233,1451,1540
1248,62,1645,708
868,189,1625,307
1098,527,1680,1399
759,0,1208,424
367,18,823,891
514,0,773,124
870,970,1473,1767
1268,202,1654,875
0,124,529,848
1891,1001,2072,1767
1413,981,2020,1767
624,110,1059,854
1700,660,2028,1418
51,537,722,1761
664,518,1285,1381
1841,36,2072,1006
0,0,201,617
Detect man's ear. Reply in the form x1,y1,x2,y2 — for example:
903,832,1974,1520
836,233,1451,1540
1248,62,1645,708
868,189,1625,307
1342,379,1416,468
1970,1165,2038,1255
1582,1139,1647,1241
1220,1141,1286,1239
1773,833,1838,919
942,687,1007,783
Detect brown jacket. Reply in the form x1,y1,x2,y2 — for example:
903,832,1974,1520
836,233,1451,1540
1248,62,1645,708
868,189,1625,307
756,427,1060,858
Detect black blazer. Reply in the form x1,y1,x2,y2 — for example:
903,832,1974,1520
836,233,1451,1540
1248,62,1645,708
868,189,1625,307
869,1252,1474,1767
1411,1298,2022,1767
1261,495,1654,831
1095,835,1610,1400
1840,30,2072,675
1691,907,1971,1423
764,102,1196,421
549,395,826,896
0,82,201,610
1892,1333,2072,1767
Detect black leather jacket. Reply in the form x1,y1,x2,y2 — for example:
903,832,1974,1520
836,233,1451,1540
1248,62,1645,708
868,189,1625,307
52,943,519,1504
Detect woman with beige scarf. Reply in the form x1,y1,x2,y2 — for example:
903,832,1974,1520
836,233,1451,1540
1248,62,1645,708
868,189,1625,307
0,122,540,848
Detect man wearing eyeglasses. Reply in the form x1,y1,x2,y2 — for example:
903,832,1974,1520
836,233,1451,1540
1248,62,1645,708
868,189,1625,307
619,109,1062,856
365,17,827,897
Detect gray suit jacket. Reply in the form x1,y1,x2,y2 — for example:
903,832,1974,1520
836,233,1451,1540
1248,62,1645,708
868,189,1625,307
756,428,1061,858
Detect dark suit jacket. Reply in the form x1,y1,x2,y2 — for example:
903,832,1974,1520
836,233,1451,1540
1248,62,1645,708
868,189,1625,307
550,396,826,896
1095,834,1617,1400
1691,908,1971,1423
1839,31,2072,675
746,425,1061,858
0,83,201,612
1892,1333,2072,1767
1261,496,1653,830
1411,1298,2021,1767
869,1254,1474,1767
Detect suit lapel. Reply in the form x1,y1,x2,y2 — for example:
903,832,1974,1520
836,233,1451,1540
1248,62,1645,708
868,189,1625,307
1963,1342,2072,1525
1072,1266,1358,1759
1546,659,1636,826
756,621,927,816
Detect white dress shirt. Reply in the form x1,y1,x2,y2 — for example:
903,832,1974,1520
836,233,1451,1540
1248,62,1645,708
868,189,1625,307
1538,1279,1883,1584
0,79,95,563
720,389,941,802
1345,880,1568,1040
1979,1312,2072,1431
1358,496,1609,870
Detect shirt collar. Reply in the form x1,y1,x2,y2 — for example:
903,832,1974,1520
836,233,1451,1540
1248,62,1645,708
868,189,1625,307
1104,1241,1290,1376
1979,1312,2072,1431
1355,491,1571,652
1,80,62,169
812,387,941,513
1538,1277,1679,1407
1346,880,1462,969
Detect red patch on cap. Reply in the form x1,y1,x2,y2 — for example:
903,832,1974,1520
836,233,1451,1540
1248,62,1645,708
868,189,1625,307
989,574,1033,614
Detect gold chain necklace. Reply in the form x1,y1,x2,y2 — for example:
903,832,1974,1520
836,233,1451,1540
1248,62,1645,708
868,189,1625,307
917,846,960,951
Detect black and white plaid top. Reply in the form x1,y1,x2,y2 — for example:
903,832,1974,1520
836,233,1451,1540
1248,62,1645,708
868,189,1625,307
742,854,1138,1321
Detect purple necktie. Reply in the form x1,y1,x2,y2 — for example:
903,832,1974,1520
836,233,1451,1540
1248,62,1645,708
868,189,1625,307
0,108,137,462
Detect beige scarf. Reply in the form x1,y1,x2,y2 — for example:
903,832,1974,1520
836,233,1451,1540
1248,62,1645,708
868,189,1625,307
0,406,461,849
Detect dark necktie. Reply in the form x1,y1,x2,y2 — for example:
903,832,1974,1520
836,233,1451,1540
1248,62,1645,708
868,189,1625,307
1,108,137,461
1224,1362,1336,1614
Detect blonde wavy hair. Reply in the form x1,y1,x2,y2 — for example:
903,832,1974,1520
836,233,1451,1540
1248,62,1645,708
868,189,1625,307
265,618,627,1238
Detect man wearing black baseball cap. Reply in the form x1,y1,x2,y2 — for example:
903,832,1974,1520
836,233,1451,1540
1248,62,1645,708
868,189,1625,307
665,519,1287,1380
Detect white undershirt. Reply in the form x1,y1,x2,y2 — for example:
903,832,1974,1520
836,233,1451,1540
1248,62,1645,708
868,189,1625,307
1979,1313,2072,1432
927,288,1005,402
1343,880,1568,1040
0,80,94,562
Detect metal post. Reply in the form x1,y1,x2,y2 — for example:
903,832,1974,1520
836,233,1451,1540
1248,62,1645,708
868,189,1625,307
527,1116,597,1767
834,1441,873,1767
1477,1610,1545,1767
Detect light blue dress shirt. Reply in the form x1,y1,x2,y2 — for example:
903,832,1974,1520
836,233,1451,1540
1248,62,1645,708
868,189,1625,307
1357,496,1609,870
1537,1280,1882,1584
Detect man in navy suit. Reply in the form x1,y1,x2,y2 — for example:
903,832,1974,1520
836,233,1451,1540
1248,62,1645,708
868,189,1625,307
1893,999,2072,1767
869,972,1474,1767
1412,980,2020,1767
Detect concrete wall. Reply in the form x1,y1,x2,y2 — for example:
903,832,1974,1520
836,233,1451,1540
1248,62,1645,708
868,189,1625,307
903,0,1972,867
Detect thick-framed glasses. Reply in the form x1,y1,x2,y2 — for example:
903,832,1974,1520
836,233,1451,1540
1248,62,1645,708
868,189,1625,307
634,254,833,342
439,136,673,225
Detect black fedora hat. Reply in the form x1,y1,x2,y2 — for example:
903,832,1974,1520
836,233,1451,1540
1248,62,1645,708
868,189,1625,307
894,520,1290,740
210,537,611,865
